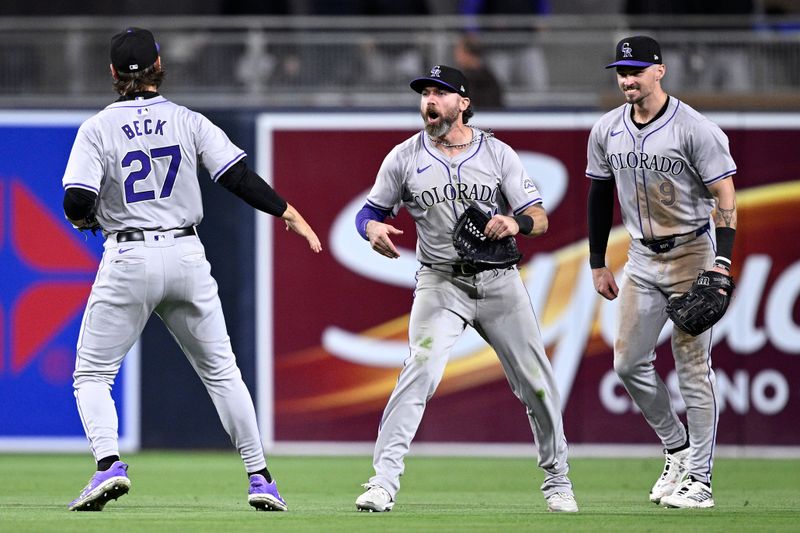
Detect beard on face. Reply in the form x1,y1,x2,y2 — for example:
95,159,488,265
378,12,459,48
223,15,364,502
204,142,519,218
621,84,644,104
422,104,460,138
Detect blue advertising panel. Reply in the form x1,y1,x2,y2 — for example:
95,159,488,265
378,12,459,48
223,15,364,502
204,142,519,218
0,112,139,452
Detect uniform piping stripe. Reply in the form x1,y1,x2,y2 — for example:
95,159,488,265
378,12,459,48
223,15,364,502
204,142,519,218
703,169,737,185
64,182,99,193
586,172,613,180
366,199,393,211
705,329,718,483
640,99,681,239
105,98,170,110
421,132,459,218
513,198,543,214
212,151,247,181
455,133,485,211
621,106,645,237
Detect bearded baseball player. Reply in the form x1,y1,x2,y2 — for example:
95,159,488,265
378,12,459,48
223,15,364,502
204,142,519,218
62,28,321,512
353,65,578,513
586,36,738,509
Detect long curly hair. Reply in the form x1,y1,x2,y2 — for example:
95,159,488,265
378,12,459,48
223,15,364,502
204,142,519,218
113,63,165,95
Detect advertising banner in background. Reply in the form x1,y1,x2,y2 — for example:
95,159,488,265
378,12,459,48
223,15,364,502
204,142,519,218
0,113,139,452
257,113,800,447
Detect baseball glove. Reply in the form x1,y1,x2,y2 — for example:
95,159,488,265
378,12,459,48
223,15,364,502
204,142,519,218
452,205,522,271
71,210,102,236
666,270,735,336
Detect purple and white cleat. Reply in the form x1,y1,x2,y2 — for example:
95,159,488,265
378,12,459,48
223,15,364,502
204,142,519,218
68,461,131,511
248,474,288,511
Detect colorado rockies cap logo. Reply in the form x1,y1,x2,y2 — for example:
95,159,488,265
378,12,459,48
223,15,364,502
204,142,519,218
622,42,633,58
430,66,442,78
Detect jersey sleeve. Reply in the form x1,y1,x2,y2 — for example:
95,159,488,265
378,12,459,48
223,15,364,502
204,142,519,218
690,119,737,186
586,121,613,180
193,112,247,181
62,119,104,194
495,141,543,214
365,145,405,215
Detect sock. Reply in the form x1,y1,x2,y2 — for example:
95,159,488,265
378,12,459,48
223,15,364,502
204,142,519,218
667,427,690,455
97,455,120,471
248,468,273,483
689,475,711,488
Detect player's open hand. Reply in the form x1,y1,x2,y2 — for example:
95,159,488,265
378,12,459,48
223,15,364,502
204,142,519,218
592,266,619,300
282,204,322,253
366,221,403,259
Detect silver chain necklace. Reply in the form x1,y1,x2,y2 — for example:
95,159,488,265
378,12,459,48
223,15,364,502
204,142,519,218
428,126,493,149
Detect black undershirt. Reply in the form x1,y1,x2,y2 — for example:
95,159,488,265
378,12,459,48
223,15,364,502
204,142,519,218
630,95,670,129
587,96,673,267
115,90,160,102
63,159,287,223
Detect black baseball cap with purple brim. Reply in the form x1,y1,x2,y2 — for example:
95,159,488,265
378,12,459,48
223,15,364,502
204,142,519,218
110,27,160,74
606,35,662,69
410,65,470,97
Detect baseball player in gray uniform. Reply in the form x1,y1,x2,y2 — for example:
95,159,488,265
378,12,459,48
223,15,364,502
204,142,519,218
586,36,738,509
353,65,577,513
62,28,321,512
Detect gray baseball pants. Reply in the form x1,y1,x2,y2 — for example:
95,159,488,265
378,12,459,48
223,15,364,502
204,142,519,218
368,265,573,499
73,232,266,473
614,235,718,485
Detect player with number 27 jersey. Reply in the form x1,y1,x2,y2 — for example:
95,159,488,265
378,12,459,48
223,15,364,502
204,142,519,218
63,95,243,233
62,27,320,513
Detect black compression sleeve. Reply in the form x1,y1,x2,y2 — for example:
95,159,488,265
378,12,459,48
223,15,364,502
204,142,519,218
217,160,288,217
63,188,97,221
587,179,615,268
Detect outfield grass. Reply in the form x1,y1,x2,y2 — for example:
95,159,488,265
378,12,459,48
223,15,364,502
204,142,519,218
0,452,798,532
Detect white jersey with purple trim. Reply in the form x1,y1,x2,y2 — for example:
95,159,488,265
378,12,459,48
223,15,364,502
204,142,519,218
585,97,736,240
62,94,245,234
366,128,542,264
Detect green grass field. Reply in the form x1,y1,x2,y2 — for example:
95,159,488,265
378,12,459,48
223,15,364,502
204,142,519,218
0,452,798,532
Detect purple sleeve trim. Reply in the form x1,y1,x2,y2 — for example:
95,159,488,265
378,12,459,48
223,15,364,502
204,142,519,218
513,197,543,215
212,152,247,181
64,182,99,193
366,199,393,211
586,173,613,180
355,203,390,240
704,169,737,185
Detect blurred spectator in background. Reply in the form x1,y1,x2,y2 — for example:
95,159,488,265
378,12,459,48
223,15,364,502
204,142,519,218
453,34,504,109
459,0,549,14
625,0,752,14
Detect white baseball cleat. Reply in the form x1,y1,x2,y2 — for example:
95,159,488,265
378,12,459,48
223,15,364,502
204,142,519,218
649,448,690,504
660,478,714,509
546,492,579,512
355,483,394,512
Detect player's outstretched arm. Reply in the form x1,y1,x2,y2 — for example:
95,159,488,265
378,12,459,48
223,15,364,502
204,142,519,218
282,204,322,253
365,220,403,259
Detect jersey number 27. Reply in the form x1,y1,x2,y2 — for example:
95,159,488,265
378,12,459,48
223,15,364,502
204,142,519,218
122,145,182,204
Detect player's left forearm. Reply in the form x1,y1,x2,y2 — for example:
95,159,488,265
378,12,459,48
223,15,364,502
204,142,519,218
709,177,737,230
517,205,548,238
708,177,737,270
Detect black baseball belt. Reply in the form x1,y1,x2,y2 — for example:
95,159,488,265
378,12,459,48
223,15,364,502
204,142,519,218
116,226,197,243
420,262,506,276
639,222,710,254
